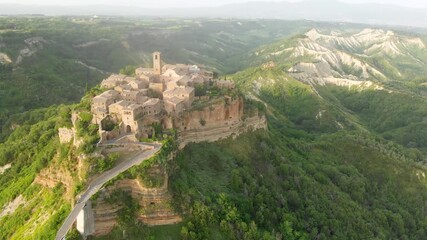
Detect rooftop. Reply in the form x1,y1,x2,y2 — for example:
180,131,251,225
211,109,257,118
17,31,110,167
165,96,184,105
143,98,160,107
99,90,119,98
92,90,119,103
124,104,143,111
164,86,194,96
110,100,132,108
107,74,127,81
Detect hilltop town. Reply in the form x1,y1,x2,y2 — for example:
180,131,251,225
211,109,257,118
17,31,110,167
90,52,240,143
53,51,266,239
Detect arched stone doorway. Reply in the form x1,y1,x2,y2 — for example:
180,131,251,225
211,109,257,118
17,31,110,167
126,125,132,133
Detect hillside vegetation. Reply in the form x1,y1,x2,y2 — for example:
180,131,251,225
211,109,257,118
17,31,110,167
96,63,427,239
166,65,427,239
1,20,427,240
0,105,73,239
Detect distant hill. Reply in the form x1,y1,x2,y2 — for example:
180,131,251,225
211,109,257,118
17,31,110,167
231,27,427,154
1,0,427,28
242,28,427,89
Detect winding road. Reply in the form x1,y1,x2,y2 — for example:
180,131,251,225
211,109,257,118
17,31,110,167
55,142,162,240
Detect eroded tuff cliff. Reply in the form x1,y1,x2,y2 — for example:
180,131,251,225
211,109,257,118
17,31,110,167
171,97,267,148
91,175,181,236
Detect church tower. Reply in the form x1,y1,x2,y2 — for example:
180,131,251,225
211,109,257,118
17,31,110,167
153,51,162,75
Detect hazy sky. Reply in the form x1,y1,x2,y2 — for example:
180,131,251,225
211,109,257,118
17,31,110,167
1,0,426,9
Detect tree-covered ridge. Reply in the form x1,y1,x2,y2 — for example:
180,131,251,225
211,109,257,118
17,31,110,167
318,86,427,156
90,59,427,239
167,64,427,238
171,128,427,239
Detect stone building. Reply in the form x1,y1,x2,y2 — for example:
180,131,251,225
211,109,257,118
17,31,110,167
164,97,184,116
135,68,154,77
129,80,148,90
92,90,120,110
122,104,144,133
153,51,162,75
101,74,127,89
114,84,131,93
90,51,215,140
142,98,162,116
149,82,166,96
121,90,148,104
91,90,120,124
163,86,195,108
108,100,131,122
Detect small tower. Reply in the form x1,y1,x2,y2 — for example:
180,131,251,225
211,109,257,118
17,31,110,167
153,51,162,75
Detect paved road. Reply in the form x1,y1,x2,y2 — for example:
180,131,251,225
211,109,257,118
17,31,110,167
55,142,162,240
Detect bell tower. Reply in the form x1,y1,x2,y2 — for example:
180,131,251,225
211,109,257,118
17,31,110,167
153,51,162,75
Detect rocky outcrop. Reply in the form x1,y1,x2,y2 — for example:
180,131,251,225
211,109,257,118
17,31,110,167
0,53,12,64
16,37,47,64
0,163,11,175
172,97,243,131
172,97,267,149
305,28,425,56
34,164,74,198
92,201,120,236
91,177,181,236
178,115,267,149
58,112,84,148
58,128,73,144
0,195,25,218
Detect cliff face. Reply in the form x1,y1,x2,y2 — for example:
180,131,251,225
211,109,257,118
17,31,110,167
176,97,244,131
171,97,267,149
58,112,84,148
34,162,75,199
92,177,181,236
